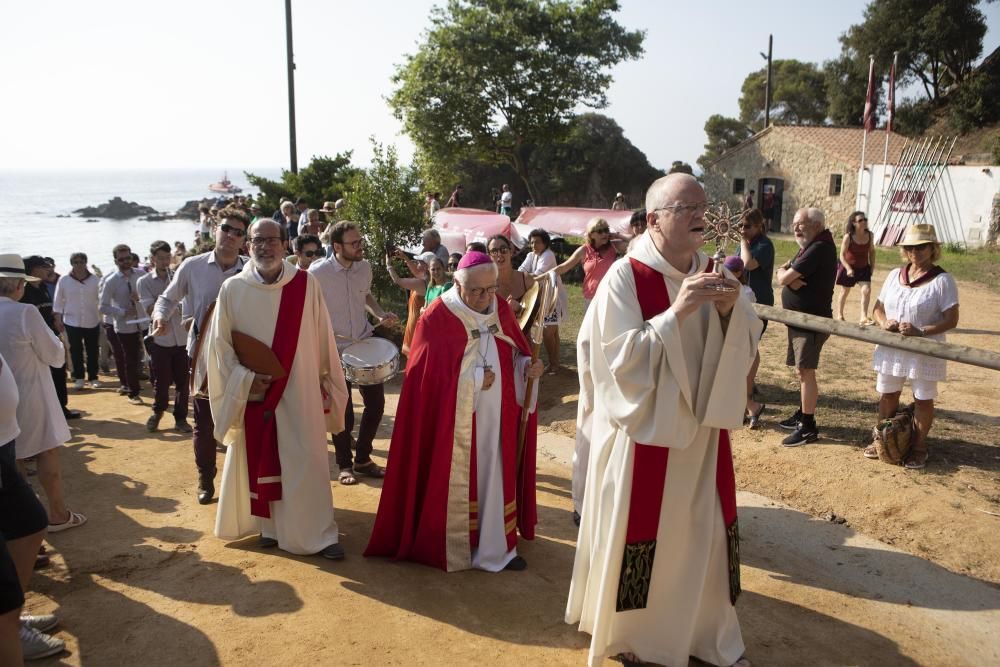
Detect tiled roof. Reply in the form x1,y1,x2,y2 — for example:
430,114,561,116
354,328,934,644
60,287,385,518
772,125,910,164
710,125,911,167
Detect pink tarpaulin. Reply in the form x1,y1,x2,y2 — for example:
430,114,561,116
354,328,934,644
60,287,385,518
514,207,635,238
429,206,636,254
432,207,518,253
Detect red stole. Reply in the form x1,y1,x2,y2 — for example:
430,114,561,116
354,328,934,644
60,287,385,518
243,270,308,519
616,257,741,612
901,263,945,288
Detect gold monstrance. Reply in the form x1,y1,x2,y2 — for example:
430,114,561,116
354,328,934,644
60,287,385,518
703,202,745,292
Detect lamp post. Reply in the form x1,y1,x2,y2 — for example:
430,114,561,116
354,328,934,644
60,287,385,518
285,0,298,174
759,35,772,129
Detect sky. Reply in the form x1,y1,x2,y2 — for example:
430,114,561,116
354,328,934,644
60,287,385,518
1,0,997,172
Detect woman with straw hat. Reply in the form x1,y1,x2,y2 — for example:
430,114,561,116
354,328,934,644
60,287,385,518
865,224,960,469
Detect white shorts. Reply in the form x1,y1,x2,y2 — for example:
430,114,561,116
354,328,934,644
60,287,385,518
875,373,938,401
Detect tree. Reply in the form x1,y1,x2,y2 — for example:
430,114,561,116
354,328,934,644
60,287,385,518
839,0,987,103
526,113,662,207
390,0,644,205
892,98,936,136
948,68,1000,132
824,52,876,126
422,113,662,210
668,161,694,175
697,115,752,170
246,153,358,215
738,59,829,129
341,139,426,299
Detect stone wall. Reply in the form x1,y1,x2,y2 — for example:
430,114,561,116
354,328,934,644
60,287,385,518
989,192,1000,247
704,132,860,236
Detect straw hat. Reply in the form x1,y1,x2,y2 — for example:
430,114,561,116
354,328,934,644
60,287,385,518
321,201,338,213
897,223,939,246
0,254,42,282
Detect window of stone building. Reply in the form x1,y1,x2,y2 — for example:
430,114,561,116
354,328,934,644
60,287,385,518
732,178,745,194
829,174,843,196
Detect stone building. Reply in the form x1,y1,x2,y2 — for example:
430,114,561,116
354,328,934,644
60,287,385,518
703,125,908,235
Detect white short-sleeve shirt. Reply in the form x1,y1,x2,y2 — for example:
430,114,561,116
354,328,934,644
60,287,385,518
872,267,959,381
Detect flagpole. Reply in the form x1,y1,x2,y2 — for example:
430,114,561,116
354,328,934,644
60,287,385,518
882,52,897,167
858,55,875,211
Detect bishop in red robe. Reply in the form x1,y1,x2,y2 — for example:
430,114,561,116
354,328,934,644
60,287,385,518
365,251,543,572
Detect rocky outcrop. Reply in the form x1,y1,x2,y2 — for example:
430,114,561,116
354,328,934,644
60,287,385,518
174,199,214,221
74,197,158,219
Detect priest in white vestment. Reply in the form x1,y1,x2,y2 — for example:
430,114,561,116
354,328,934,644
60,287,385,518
566,174,761,667
208,219,349,559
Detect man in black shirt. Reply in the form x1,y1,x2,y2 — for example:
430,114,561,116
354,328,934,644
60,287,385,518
775,208,836,446
20,257,79,420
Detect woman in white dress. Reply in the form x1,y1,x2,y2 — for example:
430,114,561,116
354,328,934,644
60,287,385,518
0,255,86,531
518,229,566,374
865,225,959,470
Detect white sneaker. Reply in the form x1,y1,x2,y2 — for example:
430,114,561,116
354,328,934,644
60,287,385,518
21,614,58,633
73,379,86,390
19,624,65,660
89,380,101,389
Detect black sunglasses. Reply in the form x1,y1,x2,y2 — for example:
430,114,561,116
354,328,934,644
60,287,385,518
220,223,247,238
302,250,317,258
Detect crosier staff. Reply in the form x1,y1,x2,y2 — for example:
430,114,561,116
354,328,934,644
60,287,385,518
517,272,555,469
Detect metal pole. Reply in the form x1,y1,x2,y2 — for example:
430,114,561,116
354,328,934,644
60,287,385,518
870,139,910,240
920,137,958,243
905,137,946,230
285,0,298,174
884,136,935,244
876,137,923,245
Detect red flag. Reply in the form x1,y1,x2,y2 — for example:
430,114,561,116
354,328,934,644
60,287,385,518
886,53,897,133
862,55,876,131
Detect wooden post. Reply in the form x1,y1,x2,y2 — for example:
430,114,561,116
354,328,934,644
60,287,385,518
753,304,1000,372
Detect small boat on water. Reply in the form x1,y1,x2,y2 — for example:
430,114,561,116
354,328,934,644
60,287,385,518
208,172,242,194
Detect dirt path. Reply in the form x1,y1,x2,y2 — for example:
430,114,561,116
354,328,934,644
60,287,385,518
540,267,1000,588
23,268,1000,666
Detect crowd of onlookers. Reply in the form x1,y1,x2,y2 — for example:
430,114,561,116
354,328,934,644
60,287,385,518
0,183,962,660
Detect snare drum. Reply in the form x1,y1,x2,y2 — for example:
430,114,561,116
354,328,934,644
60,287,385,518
341,337,400,386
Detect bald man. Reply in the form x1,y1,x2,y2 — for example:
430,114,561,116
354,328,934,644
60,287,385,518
567,174,759,667
775,207,837,446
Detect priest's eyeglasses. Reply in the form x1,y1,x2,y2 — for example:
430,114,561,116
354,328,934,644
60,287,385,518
653,202,712,216
466,284,499,298
249,236,283,248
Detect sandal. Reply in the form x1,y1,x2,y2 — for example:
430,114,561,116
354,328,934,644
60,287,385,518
338,468,358,485
612,653,644,666
353,460,385,479
48,510,87,533
904,451,928,470
863,444,879,459
747,403,766,430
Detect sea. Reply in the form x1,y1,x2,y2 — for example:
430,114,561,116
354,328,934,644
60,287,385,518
0,168,281,275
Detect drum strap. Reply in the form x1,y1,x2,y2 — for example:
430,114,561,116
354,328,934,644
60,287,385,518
243,270,308,519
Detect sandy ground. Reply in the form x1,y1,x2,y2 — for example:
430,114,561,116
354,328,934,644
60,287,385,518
23,267,1000,666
